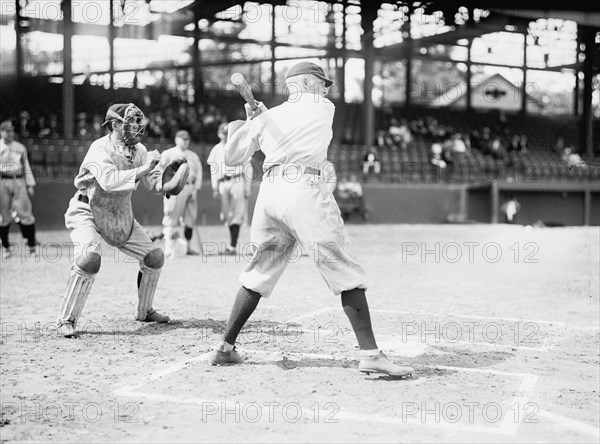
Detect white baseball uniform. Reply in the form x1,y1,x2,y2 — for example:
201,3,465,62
207,141,251,226
161,146,203,229
65,135,158,260
0,139,36,226
225,92,366,297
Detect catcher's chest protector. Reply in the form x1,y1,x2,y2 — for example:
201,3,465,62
88,149,136,246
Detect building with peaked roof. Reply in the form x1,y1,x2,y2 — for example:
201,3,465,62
430,73,545,113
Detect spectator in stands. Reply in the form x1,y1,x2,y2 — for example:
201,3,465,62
91,114,104,140
553,136,565,156
388,118,411,150
17,111,32,138
375,130,391,149
342,127,354,144
48,113,60,137
362,146,381,179
519,134,528,152
561,146,587,169
480,127,492,151
500,196,521,224
469,129,482,152
36,116,51,138
507,134,522,152
449,133,467,164
147,111,166,140
430,142,447,170
487,136,506,161
75,113,92,140
336,173,369,222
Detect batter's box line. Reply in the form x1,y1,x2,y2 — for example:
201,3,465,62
113,349,599,438
113,349,540,437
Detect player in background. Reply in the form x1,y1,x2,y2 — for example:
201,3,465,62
0,120,38,258
207,62,414,377
57,103,170,337
161,130,203,256
207,122,253,255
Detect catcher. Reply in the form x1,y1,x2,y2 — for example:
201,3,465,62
56,103,189,337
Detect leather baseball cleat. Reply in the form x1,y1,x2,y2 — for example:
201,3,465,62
138,309,170,323
208,347,244,365
358,352,414,377
57,321,77,338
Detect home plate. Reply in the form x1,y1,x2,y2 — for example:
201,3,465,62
377,336,431,357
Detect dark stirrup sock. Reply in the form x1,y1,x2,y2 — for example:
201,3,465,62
223,286,262,345
229,224,240,248
184,226,193,241
0,224,9,249
341,288,378,350
19,223,36,247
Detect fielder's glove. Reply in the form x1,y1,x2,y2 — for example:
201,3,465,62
155,154,190,198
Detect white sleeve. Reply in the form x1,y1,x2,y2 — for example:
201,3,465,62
224,119,261,167
81,144,142,192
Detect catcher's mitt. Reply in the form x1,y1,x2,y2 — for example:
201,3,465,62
156,154,190,198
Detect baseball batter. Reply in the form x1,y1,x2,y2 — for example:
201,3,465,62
207,62,414,377
0,120,37,258
161,130,203,256
57,103,172,337
207,122,252,254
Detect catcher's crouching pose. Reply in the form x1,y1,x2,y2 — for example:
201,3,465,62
57,103,189,337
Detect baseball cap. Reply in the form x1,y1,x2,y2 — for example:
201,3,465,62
0,120,14,131
285,62,333,87
102,103,138,126
175,130,190,140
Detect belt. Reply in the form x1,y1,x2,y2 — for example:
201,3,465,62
220,174,242,182
1,173,23,179
78,194,89,204
265,165,321,178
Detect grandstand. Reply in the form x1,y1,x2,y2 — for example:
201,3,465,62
0,0,599,226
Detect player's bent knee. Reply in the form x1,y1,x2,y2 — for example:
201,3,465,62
75,252,101,274
143,248,164,269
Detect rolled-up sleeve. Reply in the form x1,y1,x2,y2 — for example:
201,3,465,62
81,145,142,192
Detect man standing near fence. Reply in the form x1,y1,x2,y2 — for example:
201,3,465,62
207,122,252,255
161,130,203,256
0,120,38,259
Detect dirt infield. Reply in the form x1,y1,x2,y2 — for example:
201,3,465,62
1,224,598,443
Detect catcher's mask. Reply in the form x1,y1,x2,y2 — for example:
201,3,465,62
104,103,145,145
121,104,145,145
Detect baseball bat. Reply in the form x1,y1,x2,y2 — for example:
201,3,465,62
231,73,258,111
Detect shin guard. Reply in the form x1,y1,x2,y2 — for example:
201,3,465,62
57,265,96,328
136,265,161,320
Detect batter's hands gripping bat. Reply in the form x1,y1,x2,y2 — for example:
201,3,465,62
231,73,258,111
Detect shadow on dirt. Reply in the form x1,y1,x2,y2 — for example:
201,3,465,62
76,318,303,338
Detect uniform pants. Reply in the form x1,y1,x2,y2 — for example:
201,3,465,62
161,184,197,228
240,171,366,297
0,178,35,226
219,178,246,226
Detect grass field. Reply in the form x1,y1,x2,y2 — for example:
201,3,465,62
1,224,599,443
